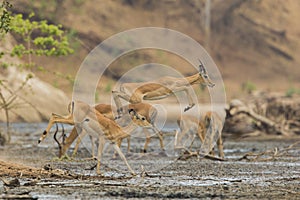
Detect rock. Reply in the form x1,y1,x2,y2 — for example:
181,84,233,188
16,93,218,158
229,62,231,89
0,177,20,187
0,67,70,122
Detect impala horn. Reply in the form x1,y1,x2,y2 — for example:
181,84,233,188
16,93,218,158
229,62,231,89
198,59,206,74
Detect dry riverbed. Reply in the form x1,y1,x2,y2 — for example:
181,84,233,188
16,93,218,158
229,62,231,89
0,123,299,199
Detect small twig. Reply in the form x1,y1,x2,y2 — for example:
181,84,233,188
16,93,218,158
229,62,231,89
200,153,226,161
271,188,300,195
178,148,225,161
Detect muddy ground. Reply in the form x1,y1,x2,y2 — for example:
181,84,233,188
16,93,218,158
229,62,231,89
0,123,299,199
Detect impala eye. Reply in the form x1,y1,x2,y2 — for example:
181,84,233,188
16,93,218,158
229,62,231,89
203,74,208,78
141,117,145,120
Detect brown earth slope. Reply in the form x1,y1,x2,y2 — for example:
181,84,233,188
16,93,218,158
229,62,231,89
9,0,300,98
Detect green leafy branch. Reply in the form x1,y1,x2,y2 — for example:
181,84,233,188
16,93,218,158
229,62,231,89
0,0,12,34
9,13,74,65
0,1,74,144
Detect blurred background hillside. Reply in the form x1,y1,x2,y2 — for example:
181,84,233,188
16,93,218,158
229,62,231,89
8,0,299,99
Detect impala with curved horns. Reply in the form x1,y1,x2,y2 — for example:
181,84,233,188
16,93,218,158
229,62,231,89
38,100,152,175
52,103,164,158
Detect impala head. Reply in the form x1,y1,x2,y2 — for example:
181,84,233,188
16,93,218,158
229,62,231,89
198,59,215,87
128,108,152,128
53,123,67,158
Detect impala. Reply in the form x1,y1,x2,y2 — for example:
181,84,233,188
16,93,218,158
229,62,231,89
112,60,215,116
175,111,224,158
50,103,164,158
38,100,152,175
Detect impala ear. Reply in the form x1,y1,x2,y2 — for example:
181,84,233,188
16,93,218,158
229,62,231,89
198,59,206,74
68,101,75,114
71,101,74,113
128,108,136,115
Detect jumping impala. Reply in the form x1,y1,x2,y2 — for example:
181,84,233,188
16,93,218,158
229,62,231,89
175,111,224,158
38,100,152,175
48,103,164,158
112,60,215,116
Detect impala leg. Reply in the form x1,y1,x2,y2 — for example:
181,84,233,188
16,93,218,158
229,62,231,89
174,130,180,148
147,109,164,151
188,134,196,150
113,136,131,158
72,129,86,157
182,87,195,112
198,124,216,155
151,125,164,151
96,136,105,175
38,113,73,144
113,139,123,158
174,130,183,149
180,130,189,147
158,131,164,151
113,143,136,176
90,135,96,159
39,118,55,143
197,126,205,143
126,136,131,153
175,126,189,149
217,132,224,158
143,129,151,153
207,129,216,156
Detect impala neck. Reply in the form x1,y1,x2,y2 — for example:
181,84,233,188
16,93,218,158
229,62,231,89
113,121,138,141
185,73,201,85
122,121,138,134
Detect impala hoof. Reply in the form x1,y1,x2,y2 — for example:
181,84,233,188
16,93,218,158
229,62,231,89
184,107,190,112
142,149,147,153
131,172,137,176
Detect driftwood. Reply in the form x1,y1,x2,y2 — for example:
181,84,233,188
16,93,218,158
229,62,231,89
236,141,300,162
179,141,300,162
228,101,290,136
225,93,300,137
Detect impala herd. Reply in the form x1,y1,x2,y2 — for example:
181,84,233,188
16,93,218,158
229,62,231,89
38,60,225,175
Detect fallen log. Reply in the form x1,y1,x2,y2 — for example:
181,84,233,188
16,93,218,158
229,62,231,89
225,93,300,137
229,102,291,136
